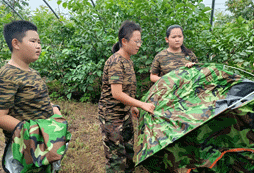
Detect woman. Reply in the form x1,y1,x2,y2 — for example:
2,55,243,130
150,25,198,82
98,21,155,173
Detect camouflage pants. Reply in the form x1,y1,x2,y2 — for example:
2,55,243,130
99,114,135,173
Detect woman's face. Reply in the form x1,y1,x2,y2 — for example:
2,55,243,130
165,28,183,50
124,31,142,56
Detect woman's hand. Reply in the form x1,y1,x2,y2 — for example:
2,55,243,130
150,73,161,83
185,62,195,68
111,84,155,114
140,102,155,114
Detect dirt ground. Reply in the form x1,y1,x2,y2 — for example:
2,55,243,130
0,101,148,173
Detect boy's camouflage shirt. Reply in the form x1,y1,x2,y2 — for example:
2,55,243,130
150,49,198,77
0,64,53,138
136,63,254,172
98,53,136,121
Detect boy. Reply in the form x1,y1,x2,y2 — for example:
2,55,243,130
0,20,61,144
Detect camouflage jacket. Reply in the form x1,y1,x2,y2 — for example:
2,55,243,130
150,49,198,77
2,114,71,173
98,53,136,121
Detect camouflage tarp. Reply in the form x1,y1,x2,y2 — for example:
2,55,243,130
135,63,254,172
2,114,71,173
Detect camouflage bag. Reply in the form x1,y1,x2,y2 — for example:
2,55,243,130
2,114,71,173
135,63,254,172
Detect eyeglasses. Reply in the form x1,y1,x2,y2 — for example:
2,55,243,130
130,40,143,45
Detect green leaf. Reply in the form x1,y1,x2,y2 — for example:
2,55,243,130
40,52,46,57
243,62,250,67
234,59,244,63
239,52,248,56
82,87,87,92
88,86,93,91
63,2,67,8
97,71,102,77
145,59,153,65
138,69,144,73
57,0,62,5
250,36,254,42
67,93,72,99
175,3,185,9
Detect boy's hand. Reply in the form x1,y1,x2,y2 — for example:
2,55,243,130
185,62,195,68
51,103,62,115
52,106,61,115
0,109,20,132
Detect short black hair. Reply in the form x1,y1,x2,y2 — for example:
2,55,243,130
3,20,37,52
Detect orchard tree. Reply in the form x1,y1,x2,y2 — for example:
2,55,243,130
214,10,234,26
226,0,254,21
0,0,30,20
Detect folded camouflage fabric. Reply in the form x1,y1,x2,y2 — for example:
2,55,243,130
135,63,254,172
2,114,71,173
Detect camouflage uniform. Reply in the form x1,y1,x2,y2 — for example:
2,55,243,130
98,53,136,172
0,64,54,141
150,49,198,77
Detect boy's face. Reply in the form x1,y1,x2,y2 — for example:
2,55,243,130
17,30,41,63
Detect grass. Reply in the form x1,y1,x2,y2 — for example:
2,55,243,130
0,101,148,173
53,101,105,173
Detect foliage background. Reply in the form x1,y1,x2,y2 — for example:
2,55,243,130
0,0,253,102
